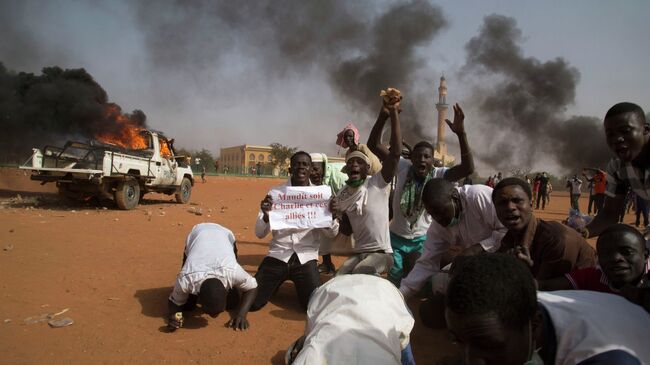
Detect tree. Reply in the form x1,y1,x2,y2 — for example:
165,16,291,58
174,147,216,173
269,142,297,174
507,166,533,178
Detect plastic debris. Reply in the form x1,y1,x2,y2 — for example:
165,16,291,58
48,317,74,328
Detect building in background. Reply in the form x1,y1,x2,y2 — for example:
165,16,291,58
434,76,456,165
219,145,273,175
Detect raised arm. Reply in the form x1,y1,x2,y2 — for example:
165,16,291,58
443,103,475,182
380,105,402,183
367,107,391,162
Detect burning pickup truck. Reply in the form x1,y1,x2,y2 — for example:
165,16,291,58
20,130,194,210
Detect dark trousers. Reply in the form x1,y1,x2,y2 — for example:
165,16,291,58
250,253,320,312
536,190,548,209
588,194,595,214
594,194,605,214
570,194,580,211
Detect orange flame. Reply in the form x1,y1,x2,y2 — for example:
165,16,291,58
159,138,173,158
95,105,175,158
95,105,149,150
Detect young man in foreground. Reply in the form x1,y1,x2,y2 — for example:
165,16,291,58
585,102,650,237
367,102,474,286
167,223,258,331
539,223,650,313
332,95,402,276
492,177,595,280
445,254,650,364
252,152,339,312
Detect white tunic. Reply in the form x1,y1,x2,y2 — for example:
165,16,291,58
539,290,650,365
292,275,414,365
169,223,257,306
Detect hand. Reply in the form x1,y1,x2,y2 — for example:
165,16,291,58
167,312,184,331
226,315,250,331
445,103,465,135
329,196,341,217
509,245,534,268
260,195,273,221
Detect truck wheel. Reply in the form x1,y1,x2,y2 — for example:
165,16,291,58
58,185,81,201
115,179,140,210
175,177,192,204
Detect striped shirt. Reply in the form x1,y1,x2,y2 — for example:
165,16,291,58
605,157,650,200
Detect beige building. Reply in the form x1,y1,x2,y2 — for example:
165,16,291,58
219,145,273,174
434,76,455,165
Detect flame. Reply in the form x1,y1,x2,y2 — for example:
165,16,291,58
95,105,149,150
159,139,173,158
94,105,175,158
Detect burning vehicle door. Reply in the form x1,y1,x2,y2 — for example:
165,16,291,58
157,139,177,185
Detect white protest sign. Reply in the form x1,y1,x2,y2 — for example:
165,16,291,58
268,185,332,230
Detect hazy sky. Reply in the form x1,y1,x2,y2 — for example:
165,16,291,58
2,0,648,175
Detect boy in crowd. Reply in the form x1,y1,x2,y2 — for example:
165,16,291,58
167,223,258,331
539,224,650,313
492,178,596,280
585,102,650,237
444,254,650,365
336,123,383,175
399,178,506,299
367,103,474,286
252,152,339,312
331,95,402,276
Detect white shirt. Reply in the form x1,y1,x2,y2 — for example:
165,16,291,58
256,181,339,264
399,185,506,297
345,172,393,253
390,158,447,239
538,291,650,364
569,179,582,195
292,275,414,365
169,223,257,306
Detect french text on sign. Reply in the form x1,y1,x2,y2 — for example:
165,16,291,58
268,185,332,230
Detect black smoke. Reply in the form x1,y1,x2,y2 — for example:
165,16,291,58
0,63,147,162
135,0,448,142
462,15,611,173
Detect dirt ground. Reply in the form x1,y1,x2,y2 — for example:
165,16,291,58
0,168,616,364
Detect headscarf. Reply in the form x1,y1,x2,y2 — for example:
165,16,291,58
400,167,433,227
335,123,360,148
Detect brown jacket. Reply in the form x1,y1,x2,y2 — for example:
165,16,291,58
498,216,596,280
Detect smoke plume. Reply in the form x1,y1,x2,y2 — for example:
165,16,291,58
462,15,611,173
135,0,448,142
0,63,147,162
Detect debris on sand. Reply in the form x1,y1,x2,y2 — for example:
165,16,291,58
24,308,70,325
188,207,203,216
3,244,14,251
48,317,74,328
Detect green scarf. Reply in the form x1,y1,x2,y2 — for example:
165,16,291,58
400,167,433,227
345,178,366,188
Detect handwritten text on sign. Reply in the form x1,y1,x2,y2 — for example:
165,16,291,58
268,185,332,230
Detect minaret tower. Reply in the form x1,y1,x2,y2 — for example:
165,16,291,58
435,76,448,159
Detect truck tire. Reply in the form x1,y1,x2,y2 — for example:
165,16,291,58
115,179,140,210
175,177,192,204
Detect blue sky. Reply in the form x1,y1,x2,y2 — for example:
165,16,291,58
2,0,648,174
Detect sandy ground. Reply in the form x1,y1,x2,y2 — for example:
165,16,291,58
0,168,616,364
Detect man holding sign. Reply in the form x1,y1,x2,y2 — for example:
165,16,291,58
251,151,339,312
331,90,402,276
